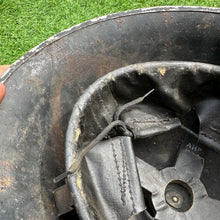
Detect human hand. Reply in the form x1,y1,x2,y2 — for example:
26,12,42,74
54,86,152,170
0,65,10,104
0,83,6,104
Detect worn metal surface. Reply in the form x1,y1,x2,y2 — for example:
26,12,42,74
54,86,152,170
0,6,219,219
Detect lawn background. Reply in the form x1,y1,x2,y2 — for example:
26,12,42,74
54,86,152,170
0,0,219,65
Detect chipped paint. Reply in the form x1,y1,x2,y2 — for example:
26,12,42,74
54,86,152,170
76,171,87,201
0,161,13,192
75,128,81,142
107,73,115,81
90,15,107,23
0,177,12,192
158,68,166,76
107,73,112,80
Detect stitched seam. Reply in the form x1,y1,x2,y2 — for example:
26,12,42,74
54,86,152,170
120,138,127,206
132,118,174,123
201,131,220,145
121,138,136,214
111,139,125,205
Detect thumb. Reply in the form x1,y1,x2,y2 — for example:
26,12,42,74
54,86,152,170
0,82,6,104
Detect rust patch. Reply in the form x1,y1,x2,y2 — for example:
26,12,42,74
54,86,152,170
197,23,211,30
164,12,175,24
49,69,66,171
0,161,14,192
204,23,211,29
25,77,43,87
114,19,124,28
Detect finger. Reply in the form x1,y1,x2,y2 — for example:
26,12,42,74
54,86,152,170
0,65,10,104
0,82,6,104
0,65,11,76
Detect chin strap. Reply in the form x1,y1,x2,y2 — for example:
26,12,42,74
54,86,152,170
54,120,130,183
54,89,155,183
113,89,154,121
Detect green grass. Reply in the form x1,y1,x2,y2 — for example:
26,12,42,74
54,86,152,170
0,0,219,64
